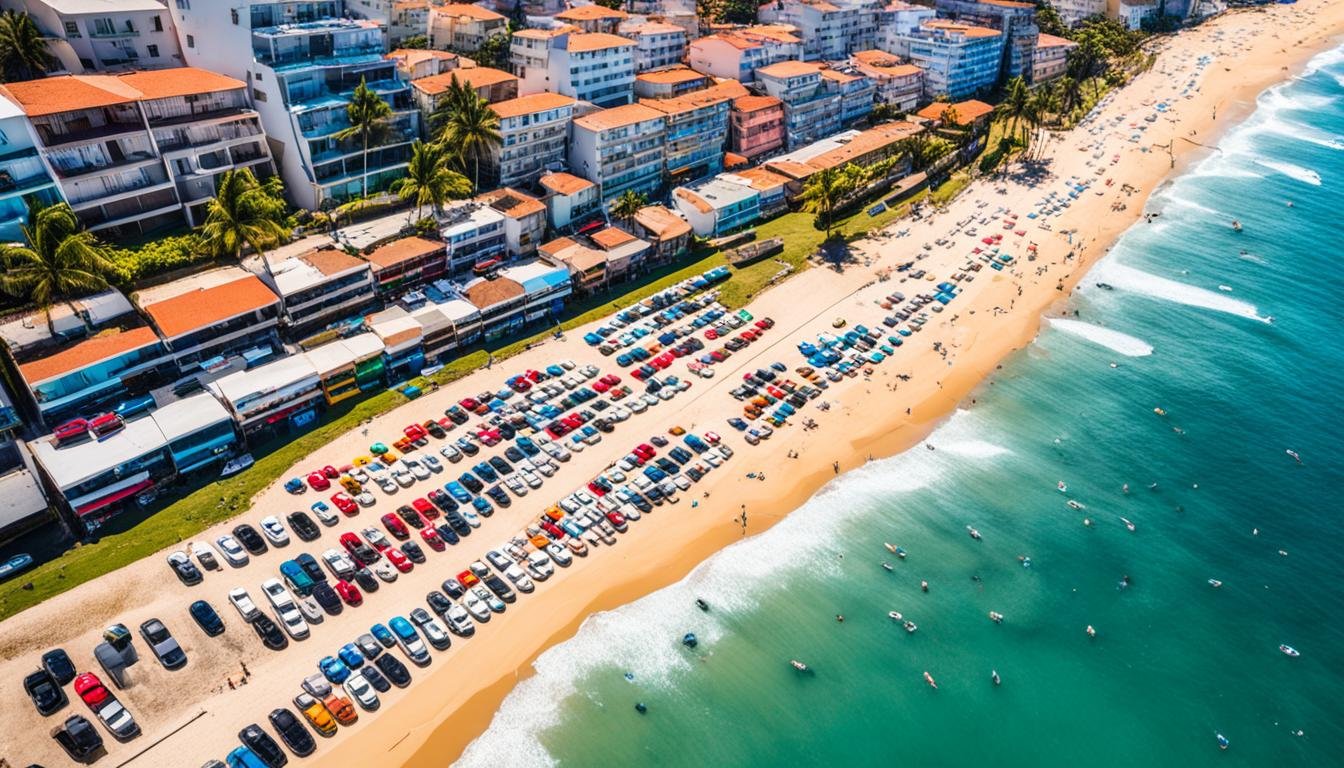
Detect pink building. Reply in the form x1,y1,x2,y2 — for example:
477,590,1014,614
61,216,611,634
730,94,786,160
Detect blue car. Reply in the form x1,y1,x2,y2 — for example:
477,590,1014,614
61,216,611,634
319,655,350,683
338,643,365,669
445,481,472,503
472,462,498,482
388,616,429,663
684,434,709,453
226,746,269,768
643,466,668,482
471,496,493,516
284,477,304,494
515,437,538,456
728,417,748,431
546,364,564,377
370,623,395,648
113,394,156,418
583,332,602,346
560,519,584,537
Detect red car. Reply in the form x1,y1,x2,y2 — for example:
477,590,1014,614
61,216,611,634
321,465,340,479
404,424,427,442
437,417,455,432
703,431,721,444
386,548,412,573
634,443,656,460
741,329,758,341
420,526,445,551
601,374,621,386
586,481,608,497
381,513,409,540
605,510,628,531
331,492,358,515
704,328,719,340
334,579,363,606
73,672,112,708
525,369,543,382
411,497,437,520
307,472,331,491
459,397,480,412
592,379,611,393
540,520,564,539
340,532,379,564
476,428,501,446
457,570,479,588
53,418,91,445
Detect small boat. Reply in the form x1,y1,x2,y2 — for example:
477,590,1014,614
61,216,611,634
1207,579,1222,588
884,542,898,554
1153,407,1166,416
904,621,918,633
920,580,929,592
635,702,648,714
1094,282,1114,290
989,611,1004,624
888,611,904,621
1057,481,1068,492
1231,219,1242,232
1067,500,1085,510
991,670,1001,686
1218,285,1233,292
0,553,34,582
881,562,894,572
1279,644,1300,658
681,633,698,649
1086,625,1097,638
1216,733,1229,750
695,598,709,612
967,526,981,540
924,671,937,689
790,659,810,672
1083,518,1093,527
220,453,254,477
1286,449,1301,464
895,547,907,559
1121,517,1136,532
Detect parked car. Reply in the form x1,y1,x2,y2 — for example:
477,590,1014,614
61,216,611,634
251,614,288,651
238,723,288,767
292,693,336,737
258,516,290,546
232,524,268,555
41,648,76,686
72,672,139,739
166,551,203,585
373,653,411,688
267,707,316,757
23,668,66,715
51,714,102,761
285,512,321,542
139,619,187,670
189,600,225,636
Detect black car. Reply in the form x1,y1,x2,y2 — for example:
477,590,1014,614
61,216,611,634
625,492,652,512
427,489,458,513
374,652,411,688
593,418,613,434
400,541,426,564
285,512,321,542
444,407,469,425
489,457,514,476
686,466,705,483
458,472,484,493
426,590,453,616
396,505,424,529
435,523,461,546
455,437,479,456
296,553,326,583
440,578,466,599
360,665,391,693
238,723,288,767
267,707,315,757
310,582,342,615
24,668,67,715
352,567,379,593
42,648,76,685
496,422,516,440
52,714,102,761
655,458,680,475
485,485,511,507
423,420,447,439
232,524,268,555
189,600,225,636
650,435,670,448
668,447,693,465
167,553,202,586
251,614,288,651
443,512,471,536
139,619,187,669
482,574,516,602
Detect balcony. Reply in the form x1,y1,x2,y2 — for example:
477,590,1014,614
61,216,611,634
149,106,257,130
66,165,171,206
89,27,139,39
52,150,158,180
36,120,145,149
156,121,263,152
78,186,179,226
260,45,387,72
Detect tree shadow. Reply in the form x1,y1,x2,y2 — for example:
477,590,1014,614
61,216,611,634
817,236,857,272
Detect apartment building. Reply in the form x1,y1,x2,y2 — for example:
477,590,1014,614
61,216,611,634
0,67,274,236
634,66,710,99
672,176,760,237
511,29,636,108
209,352,323,438
302,332,385,404
1117,0,1158,30
687,26,803,83
0,385,48,539
0,93,61,243
760,0,883,62
361,235,448,294
428,3,508,50
538,171,599,229
755,61,842,149
251,241,378,338
385,47,461,80
346,0,433,45
729,94,786,160
850,49,925,111
438,200,508,274
456,258,572,340
724,166,792,217
12,324,167,429
170,2,420,209
618,20,688,73
900,20,1004,100
934,0,1038,82
1050,0,1108,26
487,92,574,188
640,80,746,184
136,267,283,371
10,0,182,74
412,66,519,130
764,119,922,183
819,67,875,125
553,4,627,34
1032,33,1077,82
568,103,666,201
876,0,937,53
477,187,547,257
632,204,691,264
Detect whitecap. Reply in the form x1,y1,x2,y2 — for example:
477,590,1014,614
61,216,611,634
1088,262,1270,323
1255,159,1323,186
1048,318,1154,357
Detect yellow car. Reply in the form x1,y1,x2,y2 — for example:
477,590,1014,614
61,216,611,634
294,693,338,736
352,455,373,467
338,476,362,494
668,426,686,436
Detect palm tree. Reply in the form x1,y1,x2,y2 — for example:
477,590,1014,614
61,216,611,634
0,10,54,81
435,80,502,192
801,167,851,238
334,77,393,199
428,75,479,138
199,168,289,262
392,140,472,221
997,75,1032,149
0,204,116,334
608,190,647,228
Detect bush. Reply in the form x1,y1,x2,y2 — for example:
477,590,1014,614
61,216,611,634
108,233,210,284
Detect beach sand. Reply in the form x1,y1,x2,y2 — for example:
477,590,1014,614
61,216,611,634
1,3,1341,766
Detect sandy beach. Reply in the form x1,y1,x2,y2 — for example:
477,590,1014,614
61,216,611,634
2,3,1342,766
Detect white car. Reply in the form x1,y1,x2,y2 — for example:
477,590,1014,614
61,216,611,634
470,584,506,613
546,543,573,567
391,465,415,487
346,467,368,484
374,475,398,494
525,551,554,580
503,475,527,496
259,516,290,546
541,442,569,461
503,564,535,593
656,389,675,401
310,501,338,526
567,435,585,452
460,509,482,528
344,674,380,711
532,460,556,478
582,430,602,446
296,595,324,623
321,548,356,579
372,560,398,583
628,398,648,414
413,612,452,649
355,491,376,507
716,444,735,459
580,364,599,379
228,587,261,620
260,579,309,639
617,456,638,472
641,393,660,407
604,468,626,484
405,460,431,481
559,358,576,370
672,474,692,491
520,469,543,488
702,451,722,468
190,540,220,570
215,534,249,567
619,502,642,521
608,406,631,422
361,527,391,550
573,489,595,506
422,455,443,473
443,604,476,636
461,590,492,622
439,444,463,463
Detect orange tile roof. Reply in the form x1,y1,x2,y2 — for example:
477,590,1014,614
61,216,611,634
916,99,993,124
479,188,546,218
1036,33,1078,49
729,166,792,191
362,236,444,269
142,275,279,339
739,25,802,44
464,277,525,308
18,326,160,385
386,48,458,65
491,92,575,119
557,245,608,272
591,227,637,250
1,67,246,117
539,236,579,256
732,94,783,112
819,68,863,84
639,80,746,116
756,60,822,79
566,32,635,53
924,19,1002,39
573,102,664,132
764,159,819,180
621,21,685,36
116,68,246,101
673,187,712,214
636,67,707,85
851,49,923,77
413,68,516,96
301,247,366,276
804,121,924,171
539,173,594,197
433,3,506,21
633,205,691,240
555,5,628,21
695,33,758,51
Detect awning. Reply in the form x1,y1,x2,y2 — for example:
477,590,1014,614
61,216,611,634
75,478,154,517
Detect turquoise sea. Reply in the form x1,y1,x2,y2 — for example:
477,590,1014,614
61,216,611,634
458,46,1344,767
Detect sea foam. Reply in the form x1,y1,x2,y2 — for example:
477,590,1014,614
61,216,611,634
1048,319,1154,357
1255,159,1324,186
1088,262,1270,323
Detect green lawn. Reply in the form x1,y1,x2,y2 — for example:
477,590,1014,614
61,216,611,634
0,173,963,622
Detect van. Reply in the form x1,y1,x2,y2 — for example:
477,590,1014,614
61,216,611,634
279,560,315,597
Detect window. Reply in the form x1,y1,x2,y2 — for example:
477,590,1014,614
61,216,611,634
147,44,159,57
64,21,79,37
153,15,163,32
93,18,114,35
253,89,267,102
176,0,190,8
186,34,195,48
231,9,239,24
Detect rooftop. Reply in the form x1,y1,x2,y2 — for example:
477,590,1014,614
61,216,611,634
413,68,516,97
0,68,245,117
819,68,864,84
634,205,691,240
32,411,168,491
733,94,783,112
210,354,319,406
756,60,823,79
17,326,160,385
362,236,445,270
267,246,368,296
851,49,924,77
491,92,575,119
915,99,994,124
803,121,923,171
922,20,1003,39
636,67,707,85
539,172,595,196
722,166,792,192
41,0,167,12
553,244,608,273
639,80,748,115
620,21,686,36
573,102,664,131
555,5,628,21
139,272,279,339
463,277,525,309
590,226,637,250
479,188,547,218
539,237,579,257
566,32,636,53
0,289,134,353
386,48,459,66
1037,33,1079,49
433,3,507,20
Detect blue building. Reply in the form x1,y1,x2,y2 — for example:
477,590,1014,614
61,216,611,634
900,20,1004,100
0,94,62,243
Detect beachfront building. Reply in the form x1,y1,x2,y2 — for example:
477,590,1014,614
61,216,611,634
618,20,689,73
366,305,425,379
302,332,386,404
488,93,575,188
428,3,508,50
1032,33,1078,82
554,4,627,33
876,0,938,53
250,242,378,339
899,20,1004,100
477,188,547,257
169,2,421,209
933,0,1038,82
1050,0,1108,27
634,66,711,99
729,94,786,160
538,171,600,230
209,353,323,439
438,200,508,274
850,49,925,111
361,235,449,295
0,386,48,539
136,268,283,373
765,120,922,185
568,103,667,202
632,204,692,264
10,0,182,74
1116,0,1159,30
686,26,803,83
724,166,792,217
345,0,433,45
412,67,520,132
543,237,614,294
820,66,876,125
760,0,883,62
914,98,994,132
640,80,746,185
0,93,61,243
385,48,462,80
755,61,842,149
590,225,651,279
456,259,572,340
672,176,761,237
510,29,637,108
0,68,275,236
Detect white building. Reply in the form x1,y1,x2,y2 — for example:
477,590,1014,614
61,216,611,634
488,93,575,188
249,240,377,337
538,171,599,230
876,0,938,54
345,0,433,45
9,0,182,74
439,200,508,274
568,103,666,202
686,26,803,83
1051,0,1108,27
850,49,925,111
1117,0,1158,30
671,176,760,238
1032,33,1077,82
618,20,689,73
898,20,1004,101
510,29,637,108
428,3,508,51
760,0,884,62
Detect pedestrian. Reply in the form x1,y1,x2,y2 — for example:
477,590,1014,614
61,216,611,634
833,460,840,474
241,661,250,677
227,678,235,690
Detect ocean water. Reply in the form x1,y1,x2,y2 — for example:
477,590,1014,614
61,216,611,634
457,47,1344,767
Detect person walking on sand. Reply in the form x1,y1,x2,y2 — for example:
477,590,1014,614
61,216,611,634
833,461,840,474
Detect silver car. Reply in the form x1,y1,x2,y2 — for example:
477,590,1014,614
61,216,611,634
215,534,249,567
